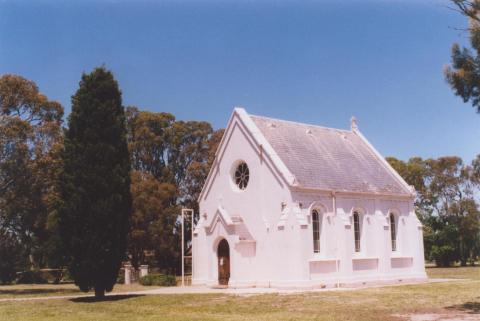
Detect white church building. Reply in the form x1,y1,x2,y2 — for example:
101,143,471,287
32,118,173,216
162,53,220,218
192,108,427,288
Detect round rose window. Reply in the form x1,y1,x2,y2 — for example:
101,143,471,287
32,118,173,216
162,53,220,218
234,162,249,190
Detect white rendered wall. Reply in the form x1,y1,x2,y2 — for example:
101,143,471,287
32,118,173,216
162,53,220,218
193,113,294,287
193,113,427,288
292,192,427,286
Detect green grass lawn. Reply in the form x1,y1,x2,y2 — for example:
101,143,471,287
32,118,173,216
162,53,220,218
0,267,478,321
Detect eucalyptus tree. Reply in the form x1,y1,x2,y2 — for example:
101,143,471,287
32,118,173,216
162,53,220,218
0,74,63,269
126,107,223,271
387,156,480,266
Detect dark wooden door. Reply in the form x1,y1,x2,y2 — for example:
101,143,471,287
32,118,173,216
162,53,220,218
217,239,230,285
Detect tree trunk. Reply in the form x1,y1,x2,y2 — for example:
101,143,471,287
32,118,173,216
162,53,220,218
29,254,35,271
94,286,105,300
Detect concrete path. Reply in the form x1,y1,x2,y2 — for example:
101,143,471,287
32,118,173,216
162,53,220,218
0,278,466,303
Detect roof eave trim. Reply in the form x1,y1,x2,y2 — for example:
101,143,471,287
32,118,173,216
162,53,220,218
290,185,414,200
197,110,237,202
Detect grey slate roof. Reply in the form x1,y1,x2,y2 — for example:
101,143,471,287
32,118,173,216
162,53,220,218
250,115,410,195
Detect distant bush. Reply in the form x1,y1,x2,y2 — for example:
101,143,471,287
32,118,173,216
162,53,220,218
117,273,125,284
61,269,73,283
139,274,176,286
431,245,457,267
16,270,48,284
0,232,26,285
39,269,65,284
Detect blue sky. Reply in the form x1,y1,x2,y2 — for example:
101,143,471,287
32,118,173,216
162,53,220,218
0,0,478,163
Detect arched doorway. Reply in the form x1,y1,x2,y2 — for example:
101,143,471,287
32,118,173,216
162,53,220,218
217,239,230,286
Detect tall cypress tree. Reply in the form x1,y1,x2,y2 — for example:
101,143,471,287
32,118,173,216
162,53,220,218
59,67,131,299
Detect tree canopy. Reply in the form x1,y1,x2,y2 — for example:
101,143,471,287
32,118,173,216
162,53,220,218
0,74,64,275
3,61,477,288
445,0,480,113
126,106,223,271
387,156,480,266
0,72,224,285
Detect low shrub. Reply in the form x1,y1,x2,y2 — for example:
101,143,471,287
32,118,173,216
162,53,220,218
431,245,457,267
16,270,48,284
431,245,455,267
39,269,64,284
117,273,125,284
61,269,73,283
139,274,176,286
0,231,25,285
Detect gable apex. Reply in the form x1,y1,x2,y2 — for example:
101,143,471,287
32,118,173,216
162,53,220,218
233,107,297,186
197,107,297,202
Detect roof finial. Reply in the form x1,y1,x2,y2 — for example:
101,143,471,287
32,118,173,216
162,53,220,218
350,116,358,131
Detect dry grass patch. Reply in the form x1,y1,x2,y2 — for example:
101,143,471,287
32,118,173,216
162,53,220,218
0,266,478,321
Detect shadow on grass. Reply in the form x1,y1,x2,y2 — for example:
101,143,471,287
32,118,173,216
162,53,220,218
447,301,480,314
0,289,80,296
70,294,145,303
425,265,478,270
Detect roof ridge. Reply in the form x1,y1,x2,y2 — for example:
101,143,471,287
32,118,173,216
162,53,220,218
249,114,351,133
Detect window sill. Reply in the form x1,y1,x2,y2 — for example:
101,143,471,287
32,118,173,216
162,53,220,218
309,256,339,263
352,256,379,261
390,254,413,259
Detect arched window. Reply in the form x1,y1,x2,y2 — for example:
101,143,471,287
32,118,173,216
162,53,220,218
353,211,361,252
312,209,321,253
390,213,397,252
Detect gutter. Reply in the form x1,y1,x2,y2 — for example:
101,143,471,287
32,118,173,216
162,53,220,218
291,185,414,200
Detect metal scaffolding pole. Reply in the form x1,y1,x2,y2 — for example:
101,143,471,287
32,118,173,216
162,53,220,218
181,210,184,287
181,208,194,287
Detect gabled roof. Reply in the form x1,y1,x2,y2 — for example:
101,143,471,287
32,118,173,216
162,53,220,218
249,114,412,196
198,108,413,203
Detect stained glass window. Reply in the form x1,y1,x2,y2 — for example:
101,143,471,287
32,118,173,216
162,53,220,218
234,162,249,190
